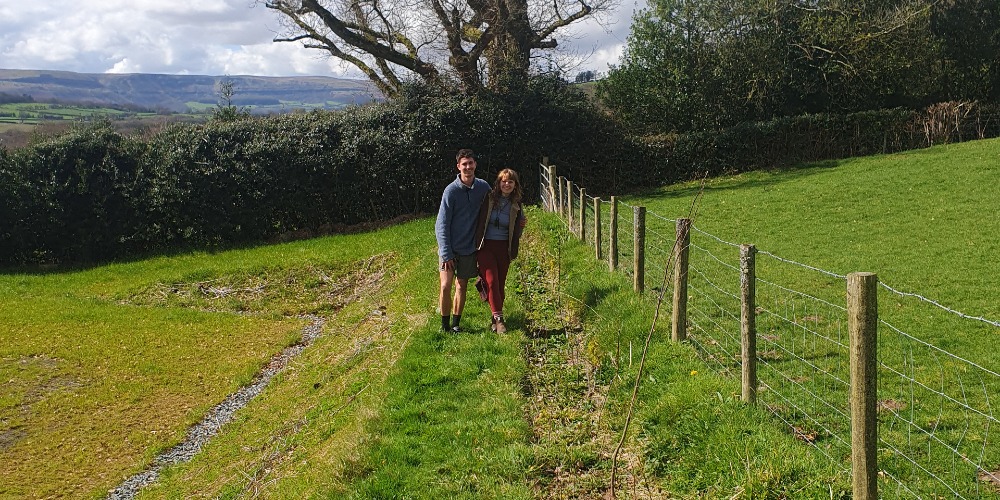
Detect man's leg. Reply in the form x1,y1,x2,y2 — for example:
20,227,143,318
452,277,469,318
439,268,455,330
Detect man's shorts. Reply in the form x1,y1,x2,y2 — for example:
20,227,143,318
442,253,478,280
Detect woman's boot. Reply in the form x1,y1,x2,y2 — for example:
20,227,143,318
493,313,507,334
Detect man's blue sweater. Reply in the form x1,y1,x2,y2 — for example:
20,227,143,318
435,175,490,262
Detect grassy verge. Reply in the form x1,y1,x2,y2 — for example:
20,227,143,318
521,211,851,498
132,214,541,498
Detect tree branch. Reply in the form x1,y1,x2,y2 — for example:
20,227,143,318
532,0,592,47
268,0,439,81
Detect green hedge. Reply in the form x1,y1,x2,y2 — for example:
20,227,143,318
3,81,996,267
636,102,1000,181
0,78,639,266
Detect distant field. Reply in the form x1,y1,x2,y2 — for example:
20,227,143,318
0,122,33,133
0,102,162,125
0,103,207,148
0,101,353,127
0,99,359,148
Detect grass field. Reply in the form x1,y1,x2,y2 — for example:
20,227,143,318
2,137,999,498
564,136,1000,497
0,103,160,125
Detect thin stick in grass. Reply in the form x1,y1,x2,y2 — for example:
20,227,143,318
609,177,706,497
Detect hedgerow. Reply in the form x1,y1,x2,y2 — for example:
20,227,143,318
3,78,995,267
0,77,638,266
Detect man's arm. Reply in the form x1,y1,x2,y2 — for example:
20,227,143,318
435,189,453,263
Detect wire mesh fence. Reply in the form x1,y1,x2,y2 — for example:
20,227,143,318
538,163,1000,498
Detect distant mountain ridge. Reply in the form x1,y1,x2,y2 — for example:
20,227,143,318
0,68,378,113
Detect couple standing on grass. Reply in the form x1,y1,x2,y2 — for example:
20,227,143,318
435,148,526,334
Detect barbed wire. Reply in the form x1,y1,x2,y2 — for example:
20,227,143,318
880,282,1000,328
690,224,742,249
648,211,678,225
690,243,740,274
757,249,849,280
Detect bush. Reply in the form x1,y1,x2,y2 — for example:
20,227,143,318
641,103,1000,183
2,122,149,264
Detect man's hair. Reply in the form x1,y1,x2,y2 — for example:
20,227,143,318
456,148,476,162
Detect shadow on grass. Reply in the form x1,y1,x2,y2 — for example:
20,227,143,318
0,213,432,276
631,159,847,203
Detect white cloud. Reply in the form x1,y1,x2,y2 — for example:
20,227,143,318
108,58,143,74
555,0,645,74
1,0,643,78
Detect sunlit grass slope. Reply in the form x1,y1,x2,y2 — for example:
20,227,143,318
630,137,1000,318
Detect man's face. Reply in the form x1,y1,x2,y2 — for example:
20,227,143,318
457,156,477,179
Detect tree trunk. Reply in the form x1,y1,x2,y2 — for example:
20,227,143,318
485,0,531,91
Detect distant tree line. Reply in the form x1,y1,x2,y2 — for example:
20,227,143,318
0,92,36,104
599,0,1000,134
574,71,601,83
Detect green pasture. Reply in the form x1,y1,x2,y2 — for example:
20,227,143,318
583,136,1000,497
2,137,999,498
0,103,160,125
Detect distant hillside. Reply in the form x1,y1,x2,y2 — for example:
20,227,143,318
0,69,379,113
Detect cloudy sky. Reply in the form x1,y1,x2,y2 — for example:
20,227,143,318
0,0,645,80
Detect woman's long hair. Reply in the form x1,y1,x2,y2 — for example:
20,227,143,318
491,168,523,206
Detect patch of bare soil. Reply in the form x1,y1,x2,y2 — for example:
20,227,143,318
2,355,83,452
978,468,1000,491
0,428,26,452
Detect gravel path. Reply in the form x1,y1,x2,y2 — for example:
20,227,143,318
106,315,326,500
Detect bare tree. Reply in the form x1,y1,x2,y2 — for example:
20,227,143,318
260,0,613,96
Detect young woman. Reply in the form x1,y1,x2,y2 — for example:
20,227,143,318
474,169,526,333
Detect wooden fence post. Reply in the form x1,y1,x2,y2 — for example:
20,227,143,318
609,196,618,271
740,244,757,404
579,188,587,242
848,272,879,500
633,206,645,293
594,197,603,261
557,176,565,217
546,164,556,213
566,178,574,233
672,218,691,342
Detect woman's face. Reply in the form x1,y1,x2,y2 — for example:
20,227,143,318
499,177,516,196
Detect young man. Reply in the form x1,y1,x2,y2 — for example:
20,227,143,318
435,148,491,332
